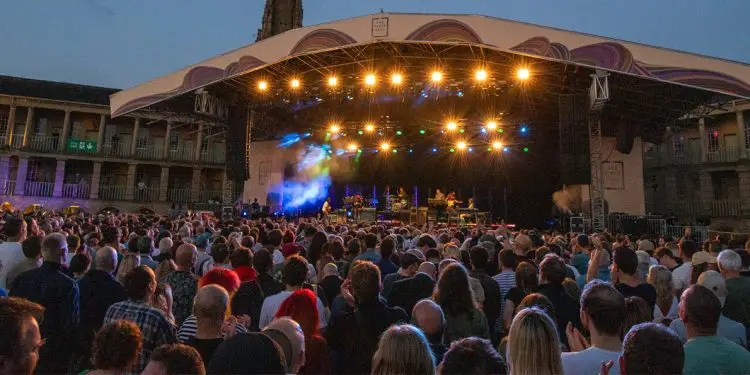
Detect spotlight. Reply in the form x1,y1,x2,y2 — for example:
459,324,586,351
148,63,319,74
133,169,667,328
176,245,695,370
420,129,426,135
475,69,488,81
459,129,465,134
290,79,301,89
503,146,510,152
380,142,391,151
257,81,268,91
523,147,529,152
392,149,398,153
516,68,530,80
347,143,358,152
431,71,443,82
365,123,375,133
365,74,376,86
446,121,458,131
391,73,403,85
432,148,438,153
520,126,528,133
492,141,503,150
486,121,498,130
450,148,455,153
328,76,338,87
456,141,467,150
329,124,340,133
498,128,505,133
468,147,473,152
396,130,403,136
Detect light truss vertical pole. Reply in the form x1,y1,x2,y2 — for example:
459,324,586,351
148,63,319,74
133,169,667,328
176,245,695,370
589,112,606,232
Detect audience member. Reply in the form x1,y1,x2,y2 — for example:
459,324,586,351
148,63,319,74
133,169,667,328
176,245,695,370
717,249,750,330
161,244,199,325
319,263,343,308
5,236,42,287
0,297,45,375
439,337,506,375
503,261,538,329
613,247,657,310
673,239,697,295
70,252,92,279
0,217,28,289
259,255,328,329
116,254,141,284
389,261,436,318
647,264,679,323
262,317,306,374
622,296,653,337
142,343,205,375
469,245,503,344
618,322,684,375
274,289,332,374
412,299,448,363
372,324,435,375
507,307,562,375
183,285,230,363
537,254,581,345
382,250,422,299
88,320,142,375
433,262,490,343
206,333,286,374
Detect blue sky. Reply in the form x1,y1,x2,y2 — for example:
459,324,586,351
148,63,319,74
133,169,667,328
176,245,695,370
2,0,749,89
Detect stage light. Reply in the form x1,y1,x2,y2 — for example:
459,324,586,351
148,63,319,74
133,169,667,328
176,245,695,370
475,69,488,81
456,141,467,150
396,130,403,136
365,123,375,133
391,73,403,85
365,74,376,86
450,148,455,153
431,71,443,82
446,121,458,131
420,129,426,135
503,146,510,152
432,147,438,153
347,143,358,152
468,147,473,152
257,81,268,91
357,130,364,135
290,79,301,89
409,149,413,153
380,142,391,151
492,141,503,150
392,149,398,153
480,128,487,134
520,126,528,133
459,128,465,134
329,124,341,133
498,128,505,133
516,68,530,80
486,121,498,130
328,76,338,87
523,147,529,152
487,147,492,151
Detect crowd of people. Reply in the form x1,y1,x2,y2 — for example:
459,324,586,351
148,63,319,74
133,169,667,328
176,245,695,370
0,210,749,374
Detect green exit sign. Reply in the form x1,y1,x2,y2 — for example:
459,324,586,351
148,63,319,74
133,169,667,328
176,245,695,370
68,139,97,153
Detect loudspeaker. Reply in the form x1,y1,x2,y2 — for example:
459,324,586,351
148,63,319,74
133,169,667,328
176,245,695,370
621,218,649,236
360,208,376,223
570,217,585,232
616,123,635,154
226,105,249,181
559,94,591,185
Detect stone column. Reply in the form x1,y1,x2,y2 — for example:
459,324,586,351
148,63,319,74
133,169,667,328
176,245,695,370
0,155,10,191
738,166,750,217
699,171,713,216
664,172,677,213
22,107,34,146
90,162,102,199
191,167,201,202
194,124,203,161
737,110,747,159
14,157,28,196
125,163,137,201
130,118,140,155
52,159,66,197
698,117,708,162
5,105,16,145
97,114,106,152
163,121,172,160
159,167,169,201
59,110,71,151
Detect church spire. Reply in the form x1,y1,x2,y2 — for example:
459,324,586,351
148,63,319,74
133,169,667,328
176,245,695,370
256,0,303,42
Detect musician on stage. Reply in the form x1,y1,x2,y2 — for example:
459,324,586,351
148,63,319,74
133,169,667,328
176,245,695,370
446,191,457,208
434,189,445,200
353,194,363,220
467,197,475,210
321,197,332,216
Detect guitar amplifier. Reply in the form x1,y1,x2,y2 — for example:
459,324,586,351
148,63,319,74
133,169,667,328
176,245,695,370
360,208,377,223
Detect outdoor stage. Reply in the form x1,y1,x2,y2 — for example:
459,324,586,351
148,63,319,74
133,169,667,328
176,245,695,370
109,13,750,230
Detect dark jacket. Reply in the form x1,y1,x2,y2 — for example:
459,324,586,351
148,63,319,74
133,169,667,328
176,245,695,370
388,272,435,317
470,269,503,344
78,269,127,351
10,261,80,373
231,280,264,331
325,298,407,374
257,271,283,300
538,283,581,346
320,274,343,309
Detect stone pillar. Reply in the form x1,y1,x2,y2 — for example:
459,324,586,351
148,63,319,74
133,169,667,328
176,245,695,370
699,171,713,216
125,163,137,201
194,124,203,161
737,110,747,159
738,167,750,217
5,105,16,145
163,121,172,160
664,172,677,213
159,167,169,201
130,118,140,155
13,157,28,196
90,162,102,199
698,117,707,162
97,114,106,152
0,155,10,190
22,107,34,146
59,110,71,151
191,167,201,202
52,159,66,197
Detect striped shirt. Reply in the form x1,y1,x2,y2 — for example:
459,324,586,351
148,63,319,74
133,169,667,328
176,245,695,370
177,314,248,342
492,270,516,332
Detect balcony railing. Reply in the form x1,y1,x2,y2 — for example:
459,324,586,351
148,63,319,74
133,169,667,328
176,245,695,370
711,199,742,217
10,135,24,149
101,141,131,158
0,136,7,146
670,150,702,166
706,147,740,163
28,135,58,152
134,187,160,202
198,190,223,203
200,150,225,164
168,147,194,162
62,183,91,199
672,200,703,217
167,188,192,202
1,180,16,195
99,185,126,201
134,144,165,160
23,181,54,197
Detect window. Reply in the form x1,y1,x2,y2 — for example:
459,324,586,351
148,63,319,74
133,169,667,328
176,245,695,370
27,160,41,182
707,129,720,152
200,135,209,153
136,136,148,149
72,121,84,139
169,134,179,151
672,136,685,155
35,118,47,135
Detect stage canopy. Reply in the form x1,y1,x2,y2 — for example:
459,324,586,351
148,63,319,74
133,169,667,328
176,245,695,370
111,12,750,120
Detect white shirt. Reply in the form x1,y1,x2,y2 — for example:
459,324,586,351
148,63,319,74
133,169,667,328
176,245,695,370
562,347,622,375
672,262,692,292
653,296,679,322
0,241,25,289
259,290,329,330
272,249,284,265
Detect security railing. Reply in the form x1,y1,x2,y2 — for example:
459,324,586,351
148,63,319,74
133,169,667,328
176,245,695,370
23,181,54,197
101,141,132,158
706,147,740,163
1,180,16,195
28,135,58,152
169,147,194,162
167,188,192,202
10,135,24,149
198,190,223,203
134,187,160,202
62,183,91,199
99,185,126,201
134,144,165,160
200,149,226,164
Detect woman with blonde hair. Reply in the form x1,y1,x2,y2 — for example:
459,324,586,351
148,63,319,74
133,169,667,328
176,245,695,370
647,265,679,323
116,254,140,284
507,307,563,375
371,324,435,375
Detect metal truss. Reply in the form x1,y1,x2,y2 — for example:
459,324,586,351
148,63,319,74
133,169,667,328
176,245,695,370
589,71,608,232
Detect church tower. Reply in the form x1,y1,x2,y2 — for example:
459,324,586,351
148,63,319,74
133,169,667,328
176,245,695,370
256,0,303,42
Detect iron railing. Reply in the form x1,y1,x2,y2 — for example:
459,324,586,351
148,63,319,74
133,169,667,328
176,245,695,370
200,150,225,164
99,185,126,201
167,188,192,202
711,199,742,217
62,183,90,199
134,187,160,201
1,180,16,195
28,135,58,152
168,147,194,162
134,144,165,160
198,190,223,203
9,135,24,149
706,147,740,163
101,141,131,158
23,181,54,197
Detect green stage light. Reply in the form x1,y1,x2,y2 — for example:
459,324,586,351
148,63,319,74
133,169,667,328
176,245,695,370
450,148,455,153
498,128,504,133
419,129,426,134
392,149,398,153
459,128,465,133
487,147,492,151
396,130,403,136
523,147,529,152
358,130,364,135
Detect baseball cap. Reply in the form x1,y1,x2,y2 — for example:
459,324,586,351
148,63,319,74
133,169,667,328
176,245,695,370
281,243,302,258
406,248,427,262
697,270,727,307
692,251,717,266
